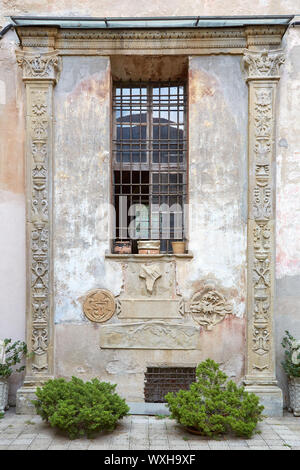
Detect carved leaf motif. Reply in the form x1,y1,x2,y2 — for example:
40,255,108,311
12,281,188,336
243,50,285,78
17,52,59,80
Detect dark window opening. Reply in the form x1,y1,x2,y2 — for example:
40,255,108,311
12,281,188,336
112,82,187,254
144,367,196,403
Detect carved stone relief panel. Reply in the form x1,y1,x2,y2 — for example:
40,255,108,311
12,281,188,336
83,289,116,323
100,321,200,350
122,260,176,299
114,259,184,321
16,51,60,81
139,264,162,294
16,51,60,379
188,289,233,330
242,49,284,382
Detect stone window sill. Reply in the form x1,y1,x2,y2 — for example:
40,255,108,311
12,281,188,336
105,252,194,261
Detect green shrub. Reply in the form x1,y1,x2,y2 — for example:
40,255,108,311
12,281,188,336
0,339,28,379
32,376,129,439
165,359,264,439
281,330,300,378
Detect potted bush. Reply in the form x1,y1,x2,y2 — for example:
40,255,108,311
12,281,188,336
281,330,300,416
165,359,264,438
32,376,129,439
0,339,28,413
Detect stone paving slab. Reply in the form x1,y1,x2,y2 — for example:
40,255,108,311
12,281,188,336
0,409,300,450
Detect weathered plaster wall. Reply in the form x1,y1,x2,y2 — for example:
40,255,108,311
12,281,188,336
0,29,25,403
52,54,247,400
275,26,300,405
0,0,300,405
186,56,248,311
54,55,122,324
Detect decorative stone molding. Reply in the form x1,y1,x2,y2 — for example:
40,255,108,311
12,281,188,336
16,51,60,411
243,49,284,414
100,321,200,350
139,264,162,294
243,49,285,80
83,289,116,323
189,289,233,330
16,51,60,81
15,25,285,55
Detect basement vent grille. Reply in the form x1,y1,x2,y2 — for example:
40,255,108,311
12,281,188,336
144,367,196,403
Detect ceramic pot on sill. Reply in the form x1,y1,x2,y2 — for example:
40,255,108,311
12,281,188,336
137,240,160,254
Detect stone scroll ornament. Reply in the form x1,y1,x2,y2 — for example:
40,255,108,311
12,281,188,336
243,49,284,376
189,290,233,330
16,50,60,374
83,289,116,323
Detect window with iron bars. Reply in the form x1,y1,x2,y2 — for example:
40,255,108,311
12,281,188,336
112,82,187,254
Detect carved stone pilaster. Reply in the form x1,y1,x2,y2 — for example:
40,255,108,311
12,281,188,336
16,51,60,413
243,49,284,416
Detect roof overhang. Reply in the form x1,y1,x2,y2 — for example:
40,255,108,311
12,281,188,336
7,16,295,55
9,15,294,29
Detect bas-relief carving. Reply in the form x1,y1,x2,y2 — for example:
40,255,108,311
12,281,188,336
243,49,284,381
189,290,233,331
16,51,60,81
243,50,285,80
123,260,176,298
139,264,161,294
16,51,60,379
83,289,116,323
99,321,200,350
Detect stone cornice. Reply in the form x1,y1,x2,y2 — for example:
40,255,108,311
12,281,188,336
15,25,286,54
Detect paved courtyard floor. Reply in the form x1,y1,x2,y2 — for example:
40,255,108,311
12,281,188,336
0,408,300,450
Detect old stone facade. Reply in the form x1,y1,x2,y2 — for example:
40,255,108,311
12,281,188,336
0,1,300,416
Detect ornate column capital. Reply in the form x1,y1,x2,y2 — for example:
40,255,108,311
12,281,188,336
243,49,285,81
16,50,60,82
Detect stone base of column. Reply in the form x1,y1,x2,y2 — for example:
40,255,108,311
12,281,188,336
16,376,54,414
16,386,37,414
244,378,283,417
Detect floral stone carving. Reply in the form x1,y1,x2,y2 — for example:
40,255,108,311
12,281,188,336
190,290,233,330
243,49,285,79
83,289,116,323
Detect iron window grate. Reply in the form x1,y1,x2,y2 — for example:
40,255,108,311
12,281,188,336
144,367,196,403
112,82,187,254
